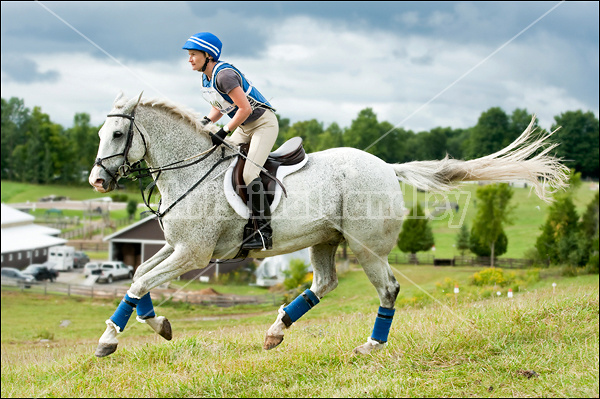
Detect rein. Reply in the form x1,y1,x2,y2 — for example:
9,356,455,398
97,109,286,226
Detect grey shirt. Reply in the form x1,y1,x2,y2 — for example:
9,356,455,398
215,68,266,124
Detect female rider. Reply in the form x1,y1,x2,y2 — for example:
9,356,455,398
183,32,277,251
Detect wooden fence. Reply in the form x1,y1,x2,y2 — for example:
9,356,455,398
0,280,280,307
336,251,533,269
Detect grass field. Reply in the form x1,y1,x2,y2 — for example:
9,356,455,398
1,266,598,398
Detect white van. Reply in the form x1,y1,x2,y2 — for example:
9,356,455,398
48,245,75,271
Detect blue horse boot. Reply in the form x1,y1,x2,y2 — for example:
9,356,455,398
136,292,172,341
95,292,140,357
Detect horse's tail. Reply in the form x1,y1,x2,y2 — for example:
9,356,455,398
389,116,570,203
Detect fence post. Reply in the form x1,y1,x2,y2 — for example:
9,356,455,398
68,284,71,297
44,282,47,296
91,286,94,299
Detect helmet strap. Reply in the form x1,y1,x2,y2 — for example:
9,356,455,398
200,56,210,72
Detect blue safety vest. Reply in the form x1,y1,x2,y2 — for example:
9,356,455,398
201,62,274,120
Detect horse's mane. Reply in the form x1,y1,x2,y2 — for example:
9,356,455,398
116,95,212,134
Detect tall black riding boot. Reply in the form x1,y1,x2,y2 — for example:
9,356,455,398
242,178,273,250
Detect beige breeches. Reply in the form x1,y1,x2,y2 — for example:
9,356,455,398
226,110,279,185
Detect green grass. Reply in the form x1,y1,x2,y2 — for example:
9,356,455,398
1,181,118,203
1,267,598,397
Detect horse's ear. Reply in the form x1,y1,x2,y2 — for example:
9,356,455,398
122,91,144,113
133,91,144,110
113,91,126,107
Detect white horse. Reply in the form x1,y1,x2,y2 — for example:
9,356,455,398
89,92,568,357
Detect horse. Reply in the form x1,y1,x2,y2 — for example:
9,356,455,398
89,92,568,357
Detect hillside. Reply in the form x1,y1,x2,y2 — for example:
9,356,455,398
1,269,598,397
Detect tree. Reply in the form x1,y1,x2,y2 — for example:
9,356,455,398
470,228,508,258
126,199,139,221
456,223,471,256
397,203,434,264
470,183,515,266
466,107,511,159
551,110,599,179
535,192,581,265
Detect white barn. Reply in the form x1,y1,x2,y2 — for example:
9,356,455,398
1,203,66,269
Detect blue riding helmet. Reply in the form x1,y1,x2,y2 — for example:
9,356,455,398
182,32,222,61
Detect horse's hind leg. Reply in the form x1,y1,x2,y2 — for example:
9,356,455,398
349,245,400,355
264,241,339,350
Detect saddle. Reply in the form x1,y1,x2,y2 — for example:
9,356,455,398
232,137,307,206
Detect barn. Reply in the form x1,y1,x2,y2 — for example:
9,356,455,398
1,203,67,269
103,216,251,279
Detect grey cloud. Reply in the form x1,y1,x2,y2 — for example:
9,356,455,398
1,55,60,84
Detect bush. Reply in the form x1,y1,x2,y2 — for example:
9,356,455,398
469,267,515,287
110,193,129,202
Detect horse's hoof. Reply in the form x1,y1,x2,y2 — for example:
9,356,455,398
157,317,172,341
263,334,284,350
353,338,386,355
95,343,118,358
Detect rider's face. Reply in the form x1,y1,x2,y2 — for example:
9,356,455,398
188,50,208,72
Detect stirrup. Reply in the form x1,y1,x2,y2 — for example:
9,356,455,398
242,229,272,250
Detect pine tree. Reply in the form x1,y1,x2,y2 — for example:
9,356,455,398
456,224,470,256
397,203,434,264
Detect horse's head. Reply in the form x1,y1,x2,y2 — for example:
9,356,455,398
89,92,148,192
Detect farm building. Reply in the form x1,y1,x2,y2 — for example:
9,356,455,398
103,215,251,278
1,203,66,269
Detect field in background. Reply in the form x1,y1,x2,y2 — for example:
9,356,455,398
1,267,597,397
2,180,598,260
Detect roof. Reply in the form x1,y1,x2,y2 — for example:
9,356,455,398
1,227,67,253
103,215,164,242
1,203,67,253
1,203,35,227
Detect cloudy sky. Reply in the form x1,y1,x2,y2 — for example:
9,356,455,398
1,1,598,133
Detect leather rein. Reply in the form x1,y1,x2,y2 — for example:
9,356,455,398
94,111,234,221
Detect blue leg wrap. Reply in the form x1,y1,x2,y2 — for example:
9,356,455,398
110,293,140,332
282,289,320,326
136,293,156,319
371,306,395,343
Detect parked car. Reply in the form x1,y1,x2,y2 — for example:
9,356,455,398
1,267,35,288
22,264,58,282
96,261,134,284
73,251,90,268
83,262,101,277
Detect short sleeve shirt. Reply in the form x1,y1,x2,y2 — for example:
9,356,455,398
215,69,265,124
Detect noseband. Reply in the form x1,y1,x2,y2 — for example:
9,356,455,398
93,110,148,182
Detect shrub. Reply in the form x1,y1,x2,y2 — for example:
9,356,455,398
469,267,515,287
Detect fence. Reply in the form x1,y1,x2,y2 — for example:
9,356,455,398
336,251,533,269
0,280,280,307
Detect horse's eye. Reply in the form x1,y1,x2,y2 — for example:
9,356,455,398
113,131,124,139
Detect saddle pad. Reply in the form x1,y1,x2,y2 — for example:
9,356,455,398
223,155,308,219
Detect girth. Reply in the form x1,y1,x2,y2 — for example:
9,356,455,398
233,137,306,205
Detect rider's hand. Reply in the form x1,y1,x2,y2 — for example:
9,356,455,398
210,127,229,147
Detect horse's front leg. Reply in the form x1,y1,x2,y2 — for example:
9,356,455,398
95,248,208,357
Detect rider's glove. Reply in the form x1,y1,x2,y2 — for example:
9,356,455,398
210,126,229,147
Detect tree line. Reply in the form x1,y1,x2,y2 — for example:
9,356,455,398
2,96,599,186
399,174,599,273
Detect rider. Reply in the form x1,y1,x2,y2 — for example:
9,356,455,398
183,32,278,251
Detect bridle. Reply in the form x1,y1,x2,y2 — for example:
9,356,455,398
94,109,234,221
94,108,287,223
93,109,148,182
